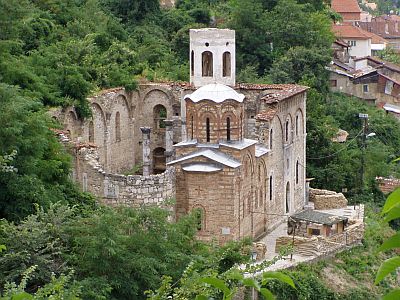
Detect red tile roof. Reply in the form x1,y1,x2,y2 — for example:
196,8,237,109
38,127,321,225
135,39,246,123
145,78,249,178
256,108,277,121
332,24,371,39
331,0,361,13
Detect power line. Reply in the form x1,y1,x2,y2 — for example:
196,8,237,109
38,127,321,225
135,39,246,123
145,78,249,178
307,129,364,160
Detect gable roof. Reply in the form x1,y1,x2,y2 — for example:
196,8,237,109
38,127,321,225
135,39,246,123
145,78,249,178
331,0,361,13
332,24,371,39
167,149,241,168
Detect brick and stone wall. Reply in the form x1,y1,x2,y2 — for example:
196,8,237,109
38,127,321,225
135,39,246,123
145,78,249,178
309,188,348,210
275,221,364,257
74,146,175,206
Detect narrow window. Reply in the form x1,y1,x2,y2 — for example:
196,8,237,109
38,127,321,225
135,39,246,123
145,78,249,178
226,117,231,141
269,175,273,201
285,120,289,142
296,115,299,136
89,121,94,143
194,208,204,231
363,84,369,93
286,182,290,213
296,160,299,184
202,51,213,77
115,112,121,142
269,128,273,149
206,117,210,142
385,23,389,34
191,115,194,139
222,52,231,77
191,50,194,76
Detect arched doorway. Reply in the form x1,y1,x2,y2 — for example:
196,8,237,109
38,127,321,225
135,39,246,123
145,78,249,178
153,147,166,174
286,182,290,213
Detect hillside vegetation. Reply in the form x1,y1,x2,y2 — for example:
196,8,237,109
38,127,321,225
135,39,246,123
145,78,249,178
1,1,400,299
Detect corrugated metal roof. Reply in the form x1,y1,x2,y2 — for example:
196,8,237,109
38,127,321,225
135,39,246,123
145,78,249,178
219,138,257,150
255,144,270,157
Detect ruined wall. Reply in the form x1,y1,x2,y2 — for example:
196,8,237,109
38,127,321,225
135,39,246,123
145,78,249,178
309,188,348,210
74,146,175,206
275,221,364,257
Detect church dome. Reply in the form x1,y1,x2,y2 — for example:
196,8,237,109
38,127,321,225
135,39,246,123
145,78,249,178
184,83,245,103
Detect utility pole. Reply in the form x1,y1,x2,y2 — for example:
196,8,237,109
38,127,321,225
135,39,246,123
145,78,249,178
358,113,368,191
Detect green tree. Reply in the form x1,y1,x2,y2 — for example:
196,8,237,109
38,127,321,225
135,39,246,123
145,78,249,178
0,84,91,221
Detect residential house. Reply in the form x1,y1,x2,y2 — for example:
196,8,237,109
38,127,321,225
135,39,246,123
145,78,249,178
360,15,400,50
331,0,361,24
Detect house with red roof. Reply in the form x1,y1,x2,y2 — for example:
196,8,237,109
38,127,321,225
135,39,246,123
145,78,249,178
331,0,362,23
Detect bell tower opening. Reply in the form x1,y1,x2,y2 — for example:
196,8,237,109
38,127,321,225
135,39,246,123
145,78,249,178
189,28,236,87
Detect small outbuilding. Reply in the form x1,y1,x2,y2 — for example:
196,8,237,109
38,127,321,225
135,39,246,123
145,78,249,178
288,210,348,238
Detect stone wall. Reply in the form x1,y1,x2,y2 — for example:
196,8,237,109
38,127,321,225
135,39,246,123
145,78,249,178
309,188,348,210
74,146,175,206
275,221,364,257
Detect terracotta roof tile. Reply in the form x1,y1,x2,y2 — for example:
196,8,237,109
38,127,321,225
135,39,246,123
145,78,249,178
256,107,278,121
331,0,361,13
332,24,371,39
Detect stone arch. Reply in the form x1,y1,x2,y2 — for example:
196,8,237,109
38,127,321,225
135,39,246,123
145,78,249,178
202,51,213,77
153,147,166,174
153,104,167,129
143,89,173,129
270,115,283,150
242,153,254,217
89,102,106,165
63,109,80,140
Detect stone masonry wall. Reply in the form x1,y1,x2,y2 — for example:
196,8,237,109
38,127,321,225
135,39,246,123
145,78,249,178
75,146,175,206
275,221,364,257
309,188,348,210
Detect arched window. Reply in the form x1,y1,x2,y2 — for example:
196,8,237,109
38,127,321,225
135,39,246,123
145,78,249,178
206,117,210,142
269,175,273,201
296,160,299,184
89,121,94,143
223,52,231,77
226,117,231,141
191,115,194,139
202,51,213,77
154,105,167,129
269,128,273,149
296,115,299,136
285,120,289,142
115,112,121,142
191,50,194,76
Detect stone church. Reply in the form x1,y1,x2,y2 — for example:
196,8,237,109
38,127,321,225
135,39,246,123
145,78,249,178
58,28,308,243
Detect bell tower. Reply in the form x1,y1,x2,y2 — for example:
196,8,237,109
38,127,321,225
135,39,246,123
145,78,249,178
189,28,236,88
